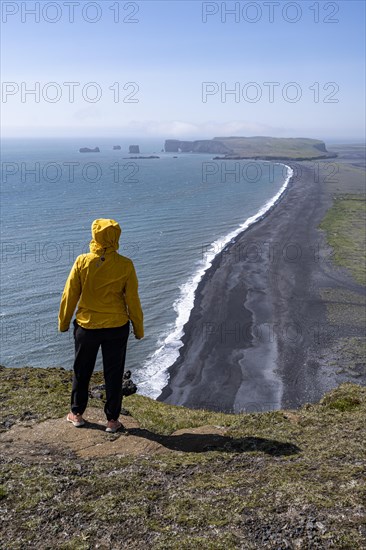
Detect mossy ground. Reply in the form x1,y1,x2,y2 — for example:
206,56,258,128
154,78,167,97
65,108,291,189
319,194,366,286
218,137,334,160
1,366,366,549
318,171,365,386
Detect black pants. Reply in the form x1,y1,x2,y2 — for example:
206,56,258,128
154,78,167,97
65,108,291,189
71,320,130,421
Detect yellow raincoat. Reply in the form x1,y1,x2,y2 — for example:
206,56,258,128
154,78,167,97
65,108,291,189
58,219,144,338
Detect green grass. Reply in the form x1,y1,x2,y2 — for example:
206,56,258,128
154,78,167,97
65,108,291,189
125,392,237,435
0,365,105,428
319,194,366,285
214,136,333,159
1,367,366,548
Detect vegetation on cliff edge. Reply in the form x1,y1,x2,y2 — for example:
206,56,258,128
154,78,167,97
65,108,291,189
0,366,365,549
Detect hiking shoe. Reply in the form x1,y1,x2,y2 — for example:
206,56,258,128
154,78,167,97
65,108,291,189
67,412,85,427
106,420,123,433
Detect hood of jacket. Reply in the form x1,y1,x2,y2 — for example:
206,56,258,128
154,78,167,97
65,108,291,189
89,219,121,256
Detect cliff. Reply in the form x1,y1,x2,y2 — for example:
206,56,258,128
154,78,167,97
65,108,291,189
0,365,365,548
164,137,335,160
164,139,232,154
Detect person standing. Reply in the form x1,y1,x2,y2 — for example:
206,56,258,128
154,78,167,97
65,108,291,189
58,218,144,433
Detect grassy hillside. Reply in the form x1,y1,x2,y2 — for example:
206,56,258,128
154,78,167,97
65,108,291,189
1,366,365,549
316,158,366,383
213,136,335,159
319,194,366,286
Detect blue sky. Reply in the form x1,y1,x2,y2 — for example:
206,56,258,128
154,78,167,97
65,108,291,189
1,0,365,139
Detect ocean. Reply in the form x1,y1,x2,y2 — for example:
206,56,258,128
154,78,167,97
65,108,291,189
0,137,291,398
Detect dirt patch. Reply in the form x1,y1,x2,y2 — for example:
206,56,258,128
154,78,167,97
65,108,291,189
0,407,229,460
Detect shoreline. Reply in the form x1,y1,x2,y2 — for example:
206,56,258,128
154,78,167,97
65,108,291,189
156,160,296,411
157,154,366,412
144,161,293,398
156,162,295,412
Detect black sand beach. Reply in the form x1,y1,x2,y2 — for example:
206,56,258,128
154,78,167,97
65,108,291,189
157,148,366,412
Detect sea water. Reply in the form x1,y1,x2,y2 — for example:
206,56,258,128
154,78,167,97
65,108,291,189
0,137,291,398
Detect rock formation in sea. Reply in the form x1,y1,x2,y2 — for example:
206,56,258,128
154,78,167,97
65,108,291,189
129,145,140,154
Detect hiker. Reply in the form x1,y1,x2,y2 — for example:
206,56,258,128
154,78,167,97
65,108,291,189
58,218,144,433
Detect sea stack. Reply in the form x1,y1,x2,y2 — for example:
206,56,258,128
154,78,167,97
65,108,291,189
113,145,121,150
129,145,140,154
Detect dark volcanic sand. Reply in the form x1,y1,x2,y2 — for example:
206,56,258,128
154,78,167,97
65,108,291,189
157,157,366,412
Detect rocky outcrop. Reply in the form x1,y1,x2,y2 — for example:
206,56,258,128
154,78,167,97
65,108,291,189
79,147,100,153
89,370,137,400
164,140,232,154
113,145,121,150
129,145,140,154
313,142,327,153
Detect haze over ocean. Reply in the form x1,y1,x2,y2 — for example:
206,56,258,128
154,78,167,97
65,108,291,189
0,137,290,397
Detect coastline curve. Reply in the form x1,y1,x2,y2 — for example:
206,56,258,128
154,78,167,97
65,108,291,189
138,162,294,399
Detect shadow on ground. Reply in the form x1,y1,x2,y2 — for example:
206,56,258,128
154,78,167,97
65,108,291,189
0,407,301,460
85,420,301,456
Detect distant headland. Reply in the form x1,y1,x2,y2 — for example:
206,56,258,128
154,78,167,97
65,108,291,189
164,136,337,160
